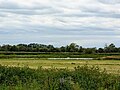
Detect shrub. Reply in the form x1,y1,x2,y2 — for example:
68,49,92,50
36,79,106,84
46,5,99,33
0,65,119,90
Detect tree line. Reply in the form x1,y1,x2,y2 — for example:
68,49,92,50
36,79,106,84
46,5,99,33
0,43,120,53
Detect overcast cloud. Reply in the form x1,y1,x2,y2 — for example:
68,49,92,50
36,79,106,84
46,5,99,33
0,0,120,47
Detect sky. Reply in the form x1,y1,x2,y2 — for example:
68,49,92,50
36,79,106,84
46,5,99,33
0,0,120,47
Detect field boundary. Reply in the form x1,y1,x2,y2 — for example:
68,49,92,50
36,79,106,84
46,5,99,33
48,58,94,60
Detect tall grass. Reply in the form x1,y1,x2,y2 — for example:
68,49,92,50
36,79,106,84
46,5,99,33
0,65,119,90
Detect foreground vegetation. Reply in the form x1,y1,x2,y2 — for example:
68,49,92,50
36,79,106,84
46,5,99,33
0,65,119,90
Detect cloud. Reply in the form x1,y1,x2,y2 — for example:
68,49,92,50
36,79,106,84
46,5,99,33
0,0,51,9
0,9,60,16
0,0,60,16
97,0,120,4
0,0,120,47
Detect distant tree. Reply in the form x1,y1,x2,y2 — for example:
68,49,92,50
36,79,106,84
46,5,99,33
10,45,19,51
117,47,120,52
97,48,104,53
47,45,54,52
104,43,116,53
17,44,28,51
0,43,119,53
78,46,83,53
54,48,60,52
83,48,96,54
65,45,70,52
60,46,66,52
68,43,79,52
0,45,1,51
1,44,12,51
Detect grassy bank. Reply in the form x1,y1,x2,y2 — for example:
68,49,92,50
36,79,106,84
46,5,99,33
0,52,120,58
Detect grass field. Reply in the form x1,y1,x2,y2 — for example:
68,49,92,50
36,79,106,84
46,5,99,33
0,58,120,75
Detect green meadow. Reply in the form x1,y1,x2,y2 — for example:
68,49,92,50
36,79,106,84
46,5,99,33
0,58,120,75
